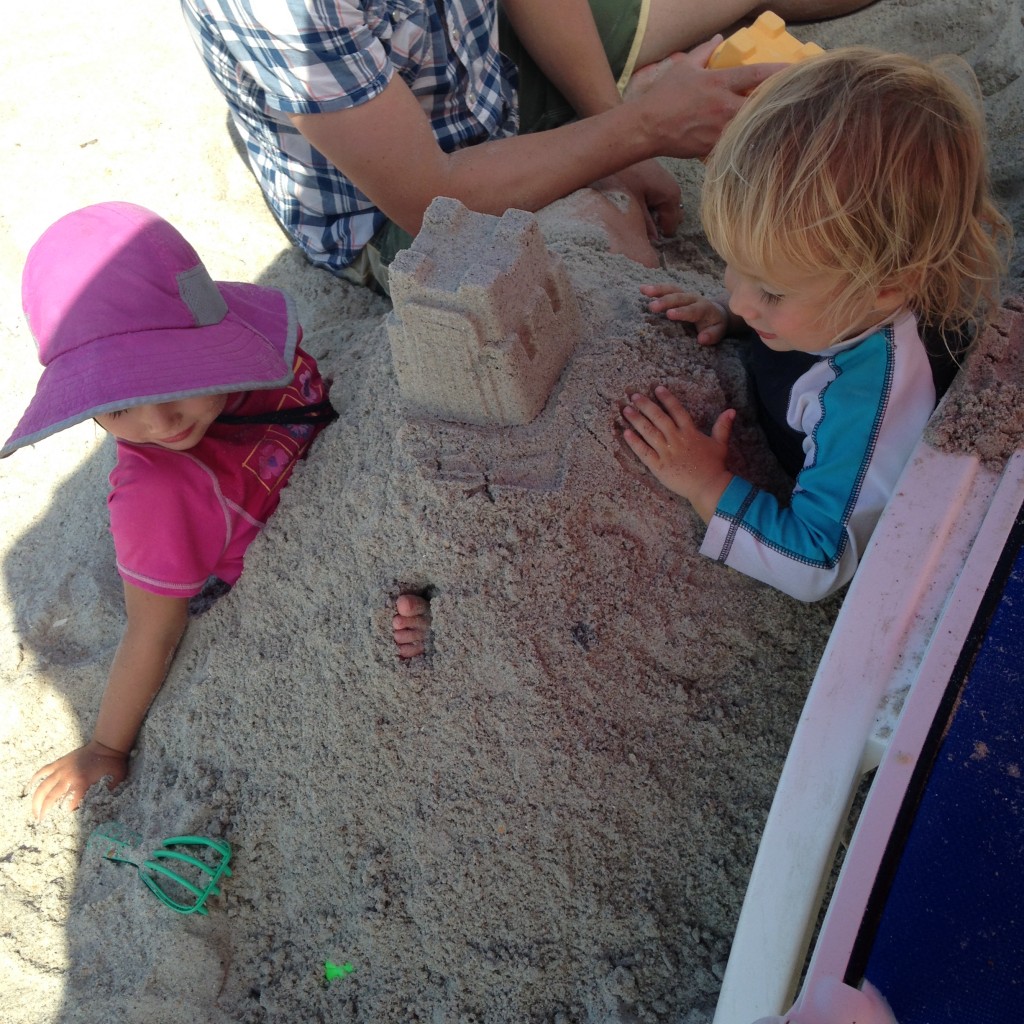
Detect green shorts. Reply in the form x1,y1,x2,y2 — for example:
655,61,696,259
344,0,649,294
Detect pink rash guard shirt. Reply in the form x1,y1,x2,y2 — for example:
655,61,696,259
107,344,328,598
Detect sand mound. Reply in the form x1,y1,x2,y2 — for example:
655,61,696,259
1,1,1020,1021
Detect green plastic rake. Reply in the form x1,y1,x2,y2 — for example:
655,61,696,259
88,822,232,915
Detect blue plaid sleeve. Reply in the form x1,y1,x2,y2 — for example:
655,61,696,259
181,0,517,273
185,0,406,114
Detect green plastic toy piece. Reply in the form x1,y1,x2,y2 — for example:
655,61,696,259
139,836,233,915
89,824,232,915
325,961,356,982
87,820,142,858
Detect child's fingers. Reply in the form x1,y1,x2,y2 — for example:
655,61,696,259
639,282,681,299
393,592,432,660
623,390,701,462
624,393,683,450
622,424,655,462
621,404,664,455
651,386,698,432
696,328,723,346
393,630,427,659
640,283,703,315
29,778,49,820
710,408,736,445
395,593,429,619
31,773,75,820
647,291,702,314
661,299,706,321
624,427,677,484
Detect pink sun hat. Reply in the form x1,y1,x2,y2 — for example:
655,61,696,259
1,202,299,458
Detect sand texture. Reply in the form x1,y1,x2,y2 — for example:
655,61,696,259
1,1,1021,1021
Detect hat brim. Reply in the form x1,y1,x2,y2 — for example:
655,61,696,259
2,282,298,458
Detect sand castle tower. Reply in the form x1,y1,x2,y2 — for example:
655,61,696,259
386,197,581,426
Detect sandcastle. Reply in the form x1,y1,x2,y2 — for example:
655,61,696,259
386,197,581,427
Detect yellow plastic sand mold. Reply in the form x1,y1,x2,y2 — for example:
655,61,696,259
708,12,824,70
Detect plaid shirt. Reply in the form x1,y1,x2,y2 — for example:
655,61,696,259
181,0,519,272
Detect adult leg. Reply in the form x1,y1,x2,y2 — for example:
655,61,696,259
501,0,645,134
634,0,877,67
338,219,414,297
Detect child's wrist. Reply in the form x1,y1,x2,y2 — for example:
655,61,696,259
87,737,131,758
690,471,734,523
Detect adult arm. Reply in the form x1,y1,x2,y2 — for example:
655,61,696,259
499,0,691,237
29,584,188,819
289,47,775,237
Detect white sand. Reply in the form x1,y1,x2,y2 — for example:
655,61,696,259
1,2,1021,1021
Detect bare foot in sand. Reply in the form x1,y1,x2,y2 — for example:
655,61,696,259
546,185,662,268
393,593,431,659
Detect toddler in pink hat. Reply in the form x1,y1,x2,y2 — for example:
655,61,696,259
4,203,428,820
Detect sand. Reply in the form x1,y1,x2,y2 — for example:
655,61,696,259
0,2,1021,1021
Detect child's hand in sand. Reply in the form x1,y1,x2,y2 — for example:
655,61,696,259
622,385,735,523
29,740,129,820
641,284,730,346
392,593,432,659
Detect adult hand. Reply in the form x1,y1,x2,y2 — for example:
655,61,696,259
29,740,129,820
625,44,784,160
622,385,735,521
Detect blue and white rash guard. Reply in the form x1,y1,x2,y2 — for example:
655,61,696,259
701,310,936,602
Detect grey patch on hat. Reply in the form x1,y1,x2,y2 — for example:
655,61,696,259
178,264,229,326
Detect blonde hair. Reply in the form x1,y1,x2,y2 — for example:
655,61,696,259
701,47,1011,336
